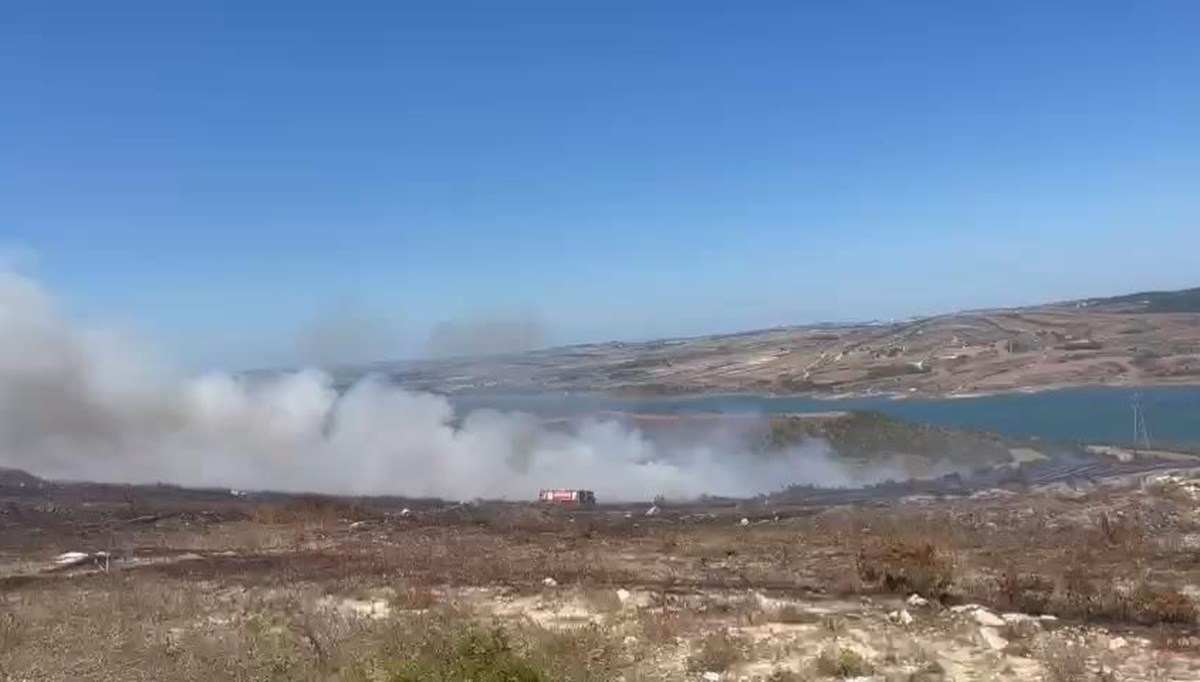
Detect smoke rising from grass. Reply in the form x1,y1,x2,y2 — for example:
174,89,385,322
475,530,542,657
0,271,901,499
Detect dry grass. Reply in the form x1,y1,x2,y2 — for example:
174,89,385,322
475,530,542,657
773,604,820,624
1039,637,1090,682
0,576,624,682
855,539,955,600
7,480,1200,678
687,628,750,673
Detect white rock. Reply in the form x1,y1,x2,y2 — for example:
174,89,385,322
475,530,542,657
1001,612,1037,624
1038,614,1059,622
623,635,639,646
399,508,412,517
950,603,981,613
702,672,721,682
645,505,659,517
972,609,1006,628
739,517,750,527
1108,636,1128,650
888,609,914,625
906,593,929,607
979,626,1007,650
54,551,90,565
542,577,558,587
616,588,632,604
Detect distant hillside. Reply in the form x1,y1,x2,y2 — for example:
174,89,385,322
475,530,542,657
1078,287,1200,313
757,411,1025,465
0,467,47,489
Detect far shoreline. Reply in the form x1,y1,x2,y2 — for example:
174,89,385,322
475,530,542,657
448,380,1200,404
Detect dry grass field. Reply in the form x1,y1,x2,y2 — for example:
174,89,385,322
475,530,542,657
5,475,1200,680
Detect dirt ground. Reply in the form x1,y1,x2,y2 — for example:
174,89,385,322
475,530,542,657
5,476,1200,680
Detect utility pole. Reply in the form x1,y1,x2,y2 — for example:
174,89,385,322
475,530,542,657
1132,389,1152,453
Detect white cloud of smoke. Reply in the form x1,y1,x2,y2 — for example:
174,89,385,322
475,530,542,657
0,271,906,500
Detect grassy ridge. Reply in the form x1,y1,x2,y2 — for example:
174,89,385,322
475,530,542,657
758,411,1021,465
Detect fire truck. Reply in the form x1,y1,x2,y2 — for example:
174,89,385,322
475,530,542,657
537,489,597,506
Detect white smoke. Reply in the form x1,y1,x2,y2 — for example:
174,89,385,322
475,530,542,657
0,271,896,500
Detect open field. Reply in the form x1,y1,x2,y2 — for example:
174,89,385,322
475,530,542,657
7,467,1200,680
358,289,1200,398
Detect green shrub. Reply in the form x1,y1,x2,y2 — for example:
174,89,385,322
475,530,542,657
388,628,544,682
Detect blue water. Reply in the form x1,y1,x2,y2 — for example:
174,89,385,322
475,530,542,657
453,386,1200,448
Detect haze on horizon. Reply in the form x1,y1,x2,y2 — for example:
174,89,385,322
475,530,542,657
3,1,1198,371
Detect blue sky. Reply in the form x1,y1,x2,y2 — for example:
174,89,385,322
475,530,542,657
3,1,1198,369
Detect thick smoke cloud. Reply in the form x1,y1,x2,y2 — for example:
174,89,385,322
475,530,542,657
0,271,899,499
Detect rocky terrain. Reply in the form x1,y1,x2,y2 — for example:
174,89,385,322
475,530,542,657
353,287,1200,398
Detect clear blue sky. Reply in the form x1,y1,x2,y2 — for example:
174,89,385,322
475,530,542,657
3,1,1198,369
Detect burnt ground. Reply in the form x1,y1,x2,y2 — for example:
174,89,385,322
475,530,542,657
7,464,1200,680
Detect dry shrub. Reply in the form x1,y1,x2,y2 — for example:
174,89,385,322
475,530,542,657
391,587,439,611
253,504,291,524
522,622,623,681
342,611,622,682
0,609,21,651
687,628,749,673
813,645,873,678
1051,562,1195,625
1056,562,1107,621
637,610,686,644
998,567,1055,615
1129,584,1197,625
856,540,954,599
378,626,545,682
1039,638,1089,682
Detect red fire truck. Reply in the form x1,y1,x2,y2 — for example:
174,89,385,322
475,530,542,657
537,489,597,506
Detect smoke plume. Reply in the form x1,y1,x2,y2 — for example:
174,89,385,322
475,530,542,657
293,300,401,368
428,314,544,359
0,271,897,500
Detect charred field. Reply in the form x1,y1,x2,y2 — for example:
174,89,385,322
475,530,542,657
7,438,1200,680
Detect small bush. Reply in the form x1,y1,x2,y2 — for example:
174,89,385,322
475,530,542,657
687,629,749,673
814,646,873,678
856,540,954,599
1130,584,1197,625
638,610,686,644
1039,638,1088,682
998,568,1055,615
388,628,543,682
391,587,439,611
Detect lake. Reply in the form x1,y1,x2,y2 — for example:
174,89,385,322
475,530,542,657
453,386,1200,448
